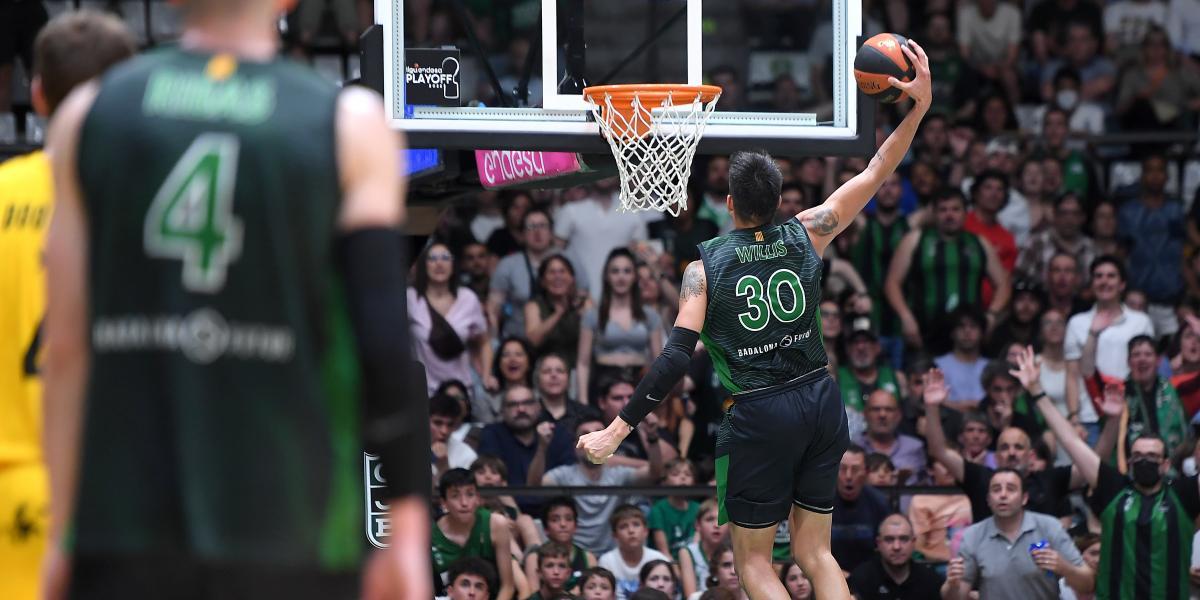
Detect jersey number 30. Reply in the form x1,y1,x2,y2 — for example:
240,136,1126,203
735,269,805,331
144,134,243,294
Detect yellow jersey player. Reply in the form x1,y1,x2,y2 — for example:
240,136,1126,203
0,11,134,600
41,1,430,598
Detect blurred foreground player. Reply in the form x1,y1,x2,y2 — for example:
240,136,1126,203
40,0,430,598
579,42,933,600
0,11,134,600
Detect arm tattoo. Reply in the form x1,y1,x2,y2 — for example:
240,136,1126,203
801,206,840,236
680,262,706,302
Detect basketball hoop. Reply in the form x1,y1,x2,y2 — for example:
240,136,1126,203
582,84,721,216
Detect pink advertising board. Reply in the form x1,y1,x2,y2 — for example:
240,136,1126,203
475,150,585,189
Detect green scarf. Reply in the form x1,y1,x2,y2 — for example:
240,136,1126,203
1126,377,1188,452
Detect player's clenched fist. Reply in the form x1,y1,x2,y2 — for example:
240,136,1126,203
577,419,632,464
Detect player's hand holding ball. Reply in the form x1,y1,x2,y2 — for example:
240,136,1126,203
854,34,932,109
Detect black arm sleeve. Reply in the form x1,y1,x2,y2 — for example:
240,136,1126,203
618,326,700,427
337,228,429,500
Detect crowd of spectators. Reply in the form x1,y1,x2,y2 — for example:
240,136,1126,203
416,0,1200,597
4,0,1200,599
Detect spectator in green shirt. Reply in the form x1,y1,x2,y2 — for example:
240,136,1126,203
649,457,701,558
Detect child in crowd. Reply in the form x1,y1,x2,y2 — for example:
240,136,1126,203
688,543,746,600
778,563,814,600
638,559,680,597
437,557,498,600
598,505,671,600
580,567,619,600
677,499,727,597
432,469,515,600
527,542,574,600
471,455,541,550
649,458,701,557
865,453,899,487
524,496,596,592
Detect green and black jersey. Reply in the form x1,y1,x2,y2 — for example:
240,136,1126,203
1090,463,1200,600
74,48,361,569
849,215,908,336
697,219,826,393
836,365,901,413
907,229,986,329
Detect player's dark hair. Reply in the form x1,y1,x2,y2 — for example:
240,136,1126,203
447,557,498,596
728,150,783,226
34,10,136,116
598,248,647,331
470,454,509,482
438,467,477,499
989,467,1025,493
543,496,578,521
492,336,534,387
430,393,462,420
610,504,647,531
1090,254,1127,283
413,242,460,297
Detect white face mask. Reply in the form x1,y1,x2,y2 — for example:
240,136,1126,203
1056,90,1079,110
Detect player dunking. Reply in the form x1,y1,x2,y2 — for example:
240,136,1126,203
41,1,428,598
579,42,932,600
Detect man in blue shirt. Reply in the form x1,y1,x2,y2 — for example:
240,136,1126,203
1118,153,1184,337
477,385,575,512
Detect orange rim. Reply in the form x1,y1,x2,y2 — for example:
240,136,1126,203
583,84,722,138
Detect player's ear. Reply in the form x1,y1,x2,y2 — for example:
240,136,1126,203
277,0,298,12
31,76,49,118
725,194,734,215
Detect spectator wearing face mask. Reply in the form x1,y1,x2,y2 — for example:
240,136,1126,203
1019,346,1200,600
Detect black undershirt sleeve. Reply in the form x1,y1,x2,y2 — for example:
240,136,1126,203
336,228,429,500
619,327,700,427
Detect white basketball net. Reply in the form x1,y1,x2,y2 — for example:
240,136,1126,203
585,89,720,216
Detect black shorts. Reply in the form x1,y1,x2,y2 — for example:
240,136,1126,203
69,553,360,600
715,368,849,528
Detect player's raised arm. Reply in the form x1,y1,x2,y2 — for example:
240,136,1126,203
577,260,707,463
797,40,932,255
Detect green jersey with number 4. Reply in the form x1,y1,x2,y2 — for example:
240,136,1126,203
697,219,826,393
73,47,362,569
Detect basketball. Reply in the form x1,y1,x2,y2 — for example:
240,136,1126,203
854,33,916,103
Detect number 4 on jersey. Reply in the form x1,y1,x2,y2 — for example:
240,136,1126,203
144,134,243,294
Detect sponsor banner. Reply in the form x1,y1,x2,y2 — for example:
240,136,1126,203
475,150,584,189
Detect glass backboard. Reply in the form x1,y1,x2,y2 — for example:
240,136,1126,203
371,0,871,157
